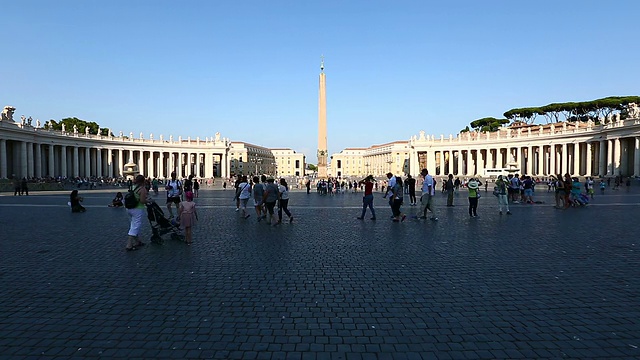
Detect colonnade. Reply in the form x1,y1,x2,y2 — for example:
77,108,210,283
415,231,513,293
410,119,640,178
0,123,230,180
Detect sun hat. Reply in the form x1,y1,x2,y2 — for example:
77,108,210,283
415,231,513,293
467,180,479,190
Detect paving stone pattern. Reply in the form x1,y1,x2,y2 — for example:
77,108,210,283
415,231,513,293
0,187,639,359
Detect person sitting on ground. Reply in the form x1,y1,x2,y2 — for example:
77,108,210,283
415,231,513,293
70,190,86,213
109,192,124,207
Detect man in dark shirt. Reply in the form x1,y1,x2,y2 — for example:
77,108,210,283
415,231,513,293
406,174,417,205
446,174,455,206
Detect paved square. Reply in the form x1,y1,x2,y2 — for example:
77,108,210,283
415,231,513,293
1,187,639,359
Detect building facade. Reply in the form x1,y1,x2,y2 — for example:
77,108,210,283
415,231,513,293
330,141,411,178
228,142,276,177
271,148,305,177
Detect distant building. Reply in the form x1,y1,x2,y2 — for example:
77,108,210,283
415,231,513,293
228,142,275,177
271,148,305,178
330,141,410,178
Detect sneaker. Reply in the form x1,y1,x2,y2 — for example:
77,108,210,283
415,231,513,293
244,214,251,219
506,211,512,215
401,215,407,222
235,208,240,212
289,216,294,224
430,217,438,221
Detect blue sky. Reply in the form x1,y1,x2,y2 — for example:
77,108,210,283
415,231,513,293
2,1,639,163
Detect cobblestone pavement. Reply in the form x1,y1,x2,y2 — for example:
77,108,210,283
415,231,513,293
1,187,639,359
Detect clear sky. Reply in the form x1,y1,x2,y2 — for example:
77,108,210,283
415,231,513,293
3,1,639,163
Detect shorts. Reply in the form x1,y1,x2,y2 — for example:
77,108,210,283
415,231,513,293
524,189,533,197
166,196,181,205
254,199,263,207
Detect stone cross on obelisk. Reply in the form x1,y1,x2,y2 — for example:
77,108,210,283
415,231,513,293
317,56,328,179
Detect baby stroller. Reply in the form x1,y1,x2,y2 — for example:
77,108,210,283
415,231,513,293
147,201,185,244
571,193,589,207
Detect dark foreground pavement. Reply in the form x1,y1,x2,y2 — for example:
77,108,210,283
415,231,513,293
1,188,639,359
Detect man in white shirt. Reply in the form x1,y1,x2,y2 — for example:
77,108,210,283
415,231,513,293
414,169,438,221
165,172,182,219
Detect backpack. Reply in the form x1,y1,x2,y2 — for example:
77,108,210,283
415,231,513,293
124,185,140,209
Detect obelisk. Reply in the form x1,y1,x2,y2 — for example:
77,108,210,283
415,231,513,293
317,56,328,179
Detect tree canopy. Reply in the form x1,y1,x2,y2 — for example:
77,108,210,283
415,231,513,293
48,117,112,136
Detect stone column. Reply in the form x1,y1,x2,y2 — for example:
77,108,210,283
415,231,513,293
72,146,79,177
457,151,463,175
118,149,124,178
526,146,533,175
20,141,28,178
620,139,629,175
614,138,621,175
598,141,606,177
428,151,436,173
496,148,503,169
138,150,145,177
221,153,227,178
0,139,6,179
537,147,544,176
48,144,55,177
35,143,42,178
159,151,165,178
585,142,592,177
85,147,91,177
26,142,34,177
549,145,556,175
60,146,67,178
96,148,102,177
606,140,613,176
560,143,567,175
107,148,113,178
177,152,183,178
574,143,581,175
147,152,154,178
195,152,201,178
634,137,640,177
477,150,485,176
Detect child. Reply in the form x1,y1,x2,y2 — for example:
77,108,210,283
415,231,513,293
600,180,606,195
178,191,198,245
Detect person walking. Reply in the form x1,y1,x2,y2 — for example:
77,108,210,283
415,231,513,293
357,175,377,220
414,169,438,221
193,178,200,198
495,175,511,215
237,175,252,219
165,172,182,219
262,177,280,225
467,178,482,217
277,178,294,224
406,174,417,205
446,174,455,206
125,175,148,251
253,175,266,221
178,191,198,245
391,176,406,222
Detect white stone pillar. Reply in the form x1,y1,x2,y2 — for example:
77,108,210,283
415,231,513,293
614,138,621,176
26,142,34,177
96,148,102,177
198,152,203,178
496,148,503,169
221,153,227,178
526,146,533,175
177,152,183,178
20,141,28,178
537,147,544,176
35,143,42,178
107,148,113,178
598,141,606,177
428,151,436,173
72,146,79,177
486,149,493,169
561,143,568,175
0,139,6,179
634,137,640,177
138,150,145,177
118,149,124,178
85,147,91,177
477,150,485,176
585,142,592,177
60,146,67,178
550,145,556,175
147,152,154,178
159,151,165,178
48,144,55,177
456,151,463,175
